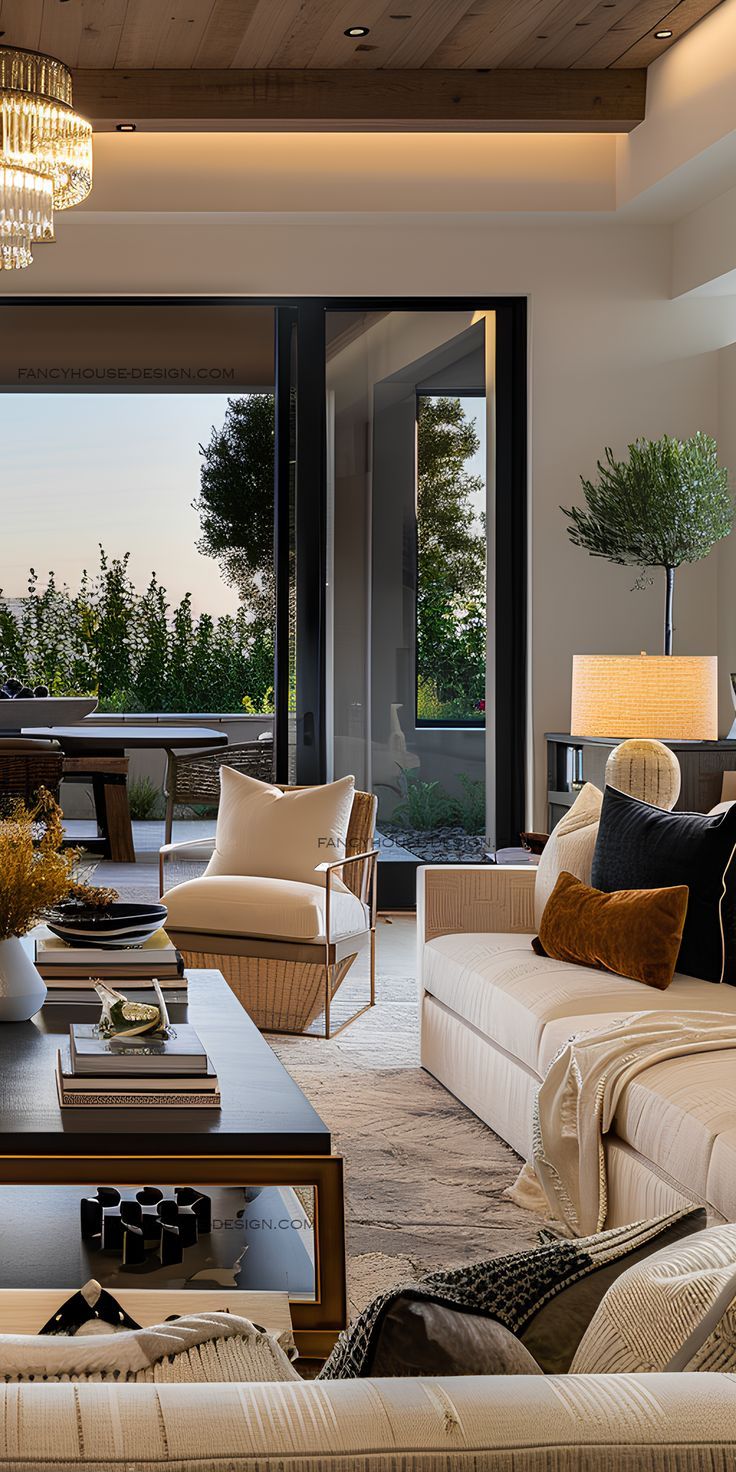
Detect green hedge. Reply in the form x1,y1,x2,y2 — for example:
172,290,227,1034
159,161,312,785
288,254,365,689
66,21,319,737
0,549,274,714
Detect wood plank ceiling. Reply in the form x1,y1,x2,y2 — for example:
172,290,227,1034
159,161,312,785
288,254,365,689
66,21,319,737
0,0,724,72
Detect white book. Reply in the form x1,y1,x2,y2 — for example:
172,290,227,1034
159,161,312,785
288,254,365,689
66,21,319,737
58,1051,218,1092
55,1057,221,1109
37,930,180,967
70,1023,208,1075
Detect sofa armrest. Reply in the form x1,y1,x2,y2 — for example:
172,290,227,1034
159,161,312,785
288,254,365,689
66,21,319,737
418,863,537,945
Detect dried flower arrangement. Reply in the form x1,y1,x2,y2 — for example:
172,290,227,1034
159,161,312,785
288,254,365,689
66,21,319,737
0,787,117,941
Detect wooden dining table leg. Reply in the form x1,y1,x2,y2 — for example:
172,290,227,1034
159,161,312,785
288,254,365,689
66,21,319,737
92,768,136,864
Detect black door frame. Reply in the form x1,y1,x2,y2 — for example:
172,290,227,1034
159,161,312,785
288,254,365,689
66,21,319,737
310,297,528,861
0,294,527,855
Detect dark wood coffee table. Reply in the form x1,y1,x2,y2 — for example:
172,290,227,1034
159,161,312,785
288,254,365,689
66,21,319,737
0,971,345,1357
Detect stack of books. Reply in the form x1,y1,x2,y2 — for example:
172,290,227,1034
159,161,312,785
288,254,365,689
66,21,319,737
56,1023,220,1109
36,930,186,994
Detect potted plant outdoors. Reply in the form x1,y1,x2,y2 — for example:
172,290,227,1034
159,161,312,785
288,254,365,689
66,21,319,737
561,433,734,654
0,788,116,1021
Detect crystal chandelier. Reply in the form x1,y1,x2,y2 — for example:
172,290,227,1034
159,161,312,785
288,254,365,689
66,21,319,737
0,46,92,271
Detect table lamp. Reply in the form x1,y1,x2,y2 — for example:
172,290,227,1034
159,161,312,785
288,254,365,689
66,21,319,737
570,653,718,741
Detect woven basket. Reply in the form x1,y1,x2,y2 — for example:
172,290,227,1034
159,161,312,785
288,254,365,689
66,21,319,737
180,949,358,1033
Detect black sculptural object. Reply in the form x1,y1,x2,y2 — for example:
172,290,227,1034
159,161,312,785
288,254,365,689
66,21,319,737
79,1186,212,1271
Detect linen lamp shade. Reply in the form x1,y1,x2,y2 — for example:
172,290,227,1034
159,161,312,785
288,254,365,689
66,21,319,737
570,654,718,741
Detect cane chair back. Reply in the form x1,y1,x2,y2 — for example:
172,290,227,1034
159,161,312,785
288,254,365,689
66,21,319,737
0,740,63,809
164,736,274,843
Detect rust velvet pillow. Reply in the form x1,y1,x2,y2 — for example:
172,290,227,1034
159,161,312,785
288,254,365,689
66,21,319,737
532,870,689,991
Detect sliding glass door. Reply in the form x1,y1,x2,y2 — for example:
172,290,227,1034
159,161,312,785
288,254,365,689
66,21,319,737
323,304,526,908
0,295,525,899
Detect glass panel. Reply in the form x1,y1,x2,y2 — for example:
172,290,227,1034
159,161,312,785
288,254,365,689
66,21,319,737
326,311,492,899
0,302,277,844
416,392,486,726
0,1184,316,1300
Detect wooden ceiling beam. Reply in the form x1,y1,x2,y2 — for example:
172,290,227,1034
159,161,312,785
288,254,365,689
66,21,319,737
71,65,647,131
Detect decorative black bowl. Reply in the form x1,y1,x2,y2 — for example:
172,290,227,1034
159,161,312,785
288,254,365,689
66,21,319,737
46,901,168,948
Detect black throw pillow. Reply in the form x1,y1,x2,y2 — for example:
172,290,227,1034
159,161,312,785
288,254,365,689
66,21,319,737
371,1300,542,1377
320,1206,706,1380
592,785,736,984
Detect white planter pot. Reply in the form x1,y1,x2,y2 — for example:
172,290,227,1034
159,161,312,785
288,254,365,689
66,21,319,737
0,937,47,1022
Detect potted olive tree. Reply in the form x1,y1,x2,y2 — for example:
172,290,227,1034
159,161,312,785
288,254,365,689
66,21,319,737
561,433,733,654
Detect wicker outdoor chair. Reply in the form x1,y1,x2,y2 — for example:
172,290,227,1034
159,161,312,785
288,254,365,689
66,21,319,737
163,735,274,843
159,785,378,1039
0,738,63,809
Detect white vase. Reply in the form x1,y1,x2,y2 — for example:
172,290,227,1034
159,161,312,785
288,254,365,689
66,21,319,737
0,937,47,1022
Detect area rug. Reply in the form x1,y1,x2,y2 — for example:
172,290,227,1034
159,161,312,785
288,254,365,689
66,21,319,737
106,883,542,1320
268,917,542,1318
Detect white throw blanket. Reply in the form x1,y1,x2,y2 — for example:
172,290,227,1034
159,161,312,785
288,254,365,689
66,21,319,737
507,1011,736,1236
0,1312,299,1384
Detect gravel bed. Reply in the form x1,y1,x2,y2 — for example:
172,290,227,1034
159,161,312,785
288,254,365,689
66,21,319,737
379,825,487,863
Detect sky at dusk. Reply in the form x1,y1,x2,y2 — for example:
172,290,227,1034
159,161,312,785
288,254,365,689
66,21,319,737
0,390,486,623
0,394,240,617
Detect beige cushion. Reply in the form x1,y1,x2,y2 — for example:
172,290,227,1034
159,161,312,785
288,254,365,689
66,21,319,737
163,873,369,942
205,768,355,886
422,933,736,1075
534,781,602,929
571,1225,736,1374
612,1051,736,1216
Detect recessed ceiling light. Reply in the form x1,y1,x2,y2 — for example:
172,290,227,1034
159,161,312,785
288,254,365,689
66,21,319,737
116,122,137,132
344,25,370,37
654,29,673,38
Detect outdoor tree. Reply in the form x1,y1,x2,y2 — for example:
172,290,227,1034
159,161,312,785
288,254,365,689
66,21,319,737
195,394,275,625
562,433,733,654
417,396,486,718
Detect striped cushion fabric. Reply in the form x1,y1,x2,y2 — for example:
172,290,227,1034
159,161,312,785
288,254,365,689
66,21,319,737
571,1225,736,1373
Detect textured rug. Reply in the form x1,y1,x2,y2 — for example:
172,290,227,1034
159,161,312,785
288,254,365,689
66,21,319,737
268,917,542,1317
103,870,542,1320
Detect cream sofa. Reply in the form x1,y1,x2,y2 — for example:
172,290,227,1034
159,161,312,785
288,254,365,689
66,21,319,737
417,865,736,1226
2,1374,736,1469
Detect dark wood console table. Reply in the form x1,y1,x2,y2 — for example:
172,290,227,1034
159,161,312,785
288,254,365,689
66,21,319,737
546,733,736,828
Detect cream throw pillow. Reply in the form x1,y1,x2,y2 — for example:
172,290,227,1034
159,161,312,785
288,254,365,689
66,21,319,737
570,1225,736,1374
205,768,355,886
534,781,602,929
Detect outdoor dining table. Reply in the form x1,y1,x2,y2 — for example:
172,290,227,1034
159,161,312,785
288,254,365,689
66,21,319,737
21,723,228,864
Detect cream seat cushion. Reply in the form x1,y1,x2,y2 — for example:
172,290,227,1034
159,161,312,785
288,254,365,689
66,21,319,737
611,1052,736,1218
163,873,368,943
205,768,355,886
534,781,602,929
422,933,736,1075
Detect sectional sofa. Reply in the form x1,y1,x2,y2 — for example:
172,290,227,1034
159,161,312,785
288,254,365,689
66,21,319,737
3,1374,736,1469
417,864,736,1225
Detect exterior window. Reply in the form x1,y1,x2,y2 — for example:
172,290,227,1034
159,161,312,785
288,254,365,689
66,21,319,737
416,392,486,727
